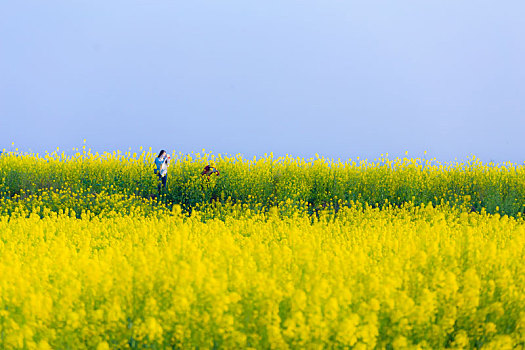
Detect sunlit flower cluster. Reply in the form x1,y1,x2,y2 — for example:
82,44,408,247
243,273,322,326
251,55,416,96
0,204,524,348
1,149,524,348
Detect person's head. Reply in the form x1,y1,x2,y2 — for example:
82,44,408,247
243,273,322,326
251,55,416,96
157,150,166,158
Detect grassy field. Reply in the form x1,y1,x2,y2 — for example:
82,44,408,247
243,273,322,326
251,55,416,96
0,150,524,349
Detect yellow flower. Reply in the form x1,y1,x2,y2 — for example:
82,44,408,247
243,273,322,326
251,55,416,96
96,341,110,350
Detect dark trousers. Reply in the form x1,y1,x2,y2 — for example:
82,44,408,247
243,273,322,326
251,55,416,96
157,173,167,192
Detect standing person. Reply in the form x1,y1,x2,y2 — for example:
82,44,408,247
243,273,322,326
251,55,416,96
155,150,170,192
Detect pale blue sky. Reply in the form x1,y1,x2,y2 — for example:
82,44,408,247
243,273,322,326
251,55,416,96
1,1,524,162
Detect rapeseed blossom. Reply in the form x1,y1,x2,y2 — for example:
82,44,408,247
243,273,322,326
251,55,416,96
2,150,525,217
1,150,525,348
0,203,524,348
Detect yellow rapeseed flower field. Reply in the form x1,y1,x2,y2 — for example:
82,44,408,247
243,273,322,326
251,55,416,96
1,150,525,348
1,205,524,348
2,149,525,216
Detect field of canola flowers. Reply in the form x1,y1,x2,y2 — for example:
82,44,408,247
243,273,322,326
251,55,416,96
1,149,525,349
2,148,525,216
